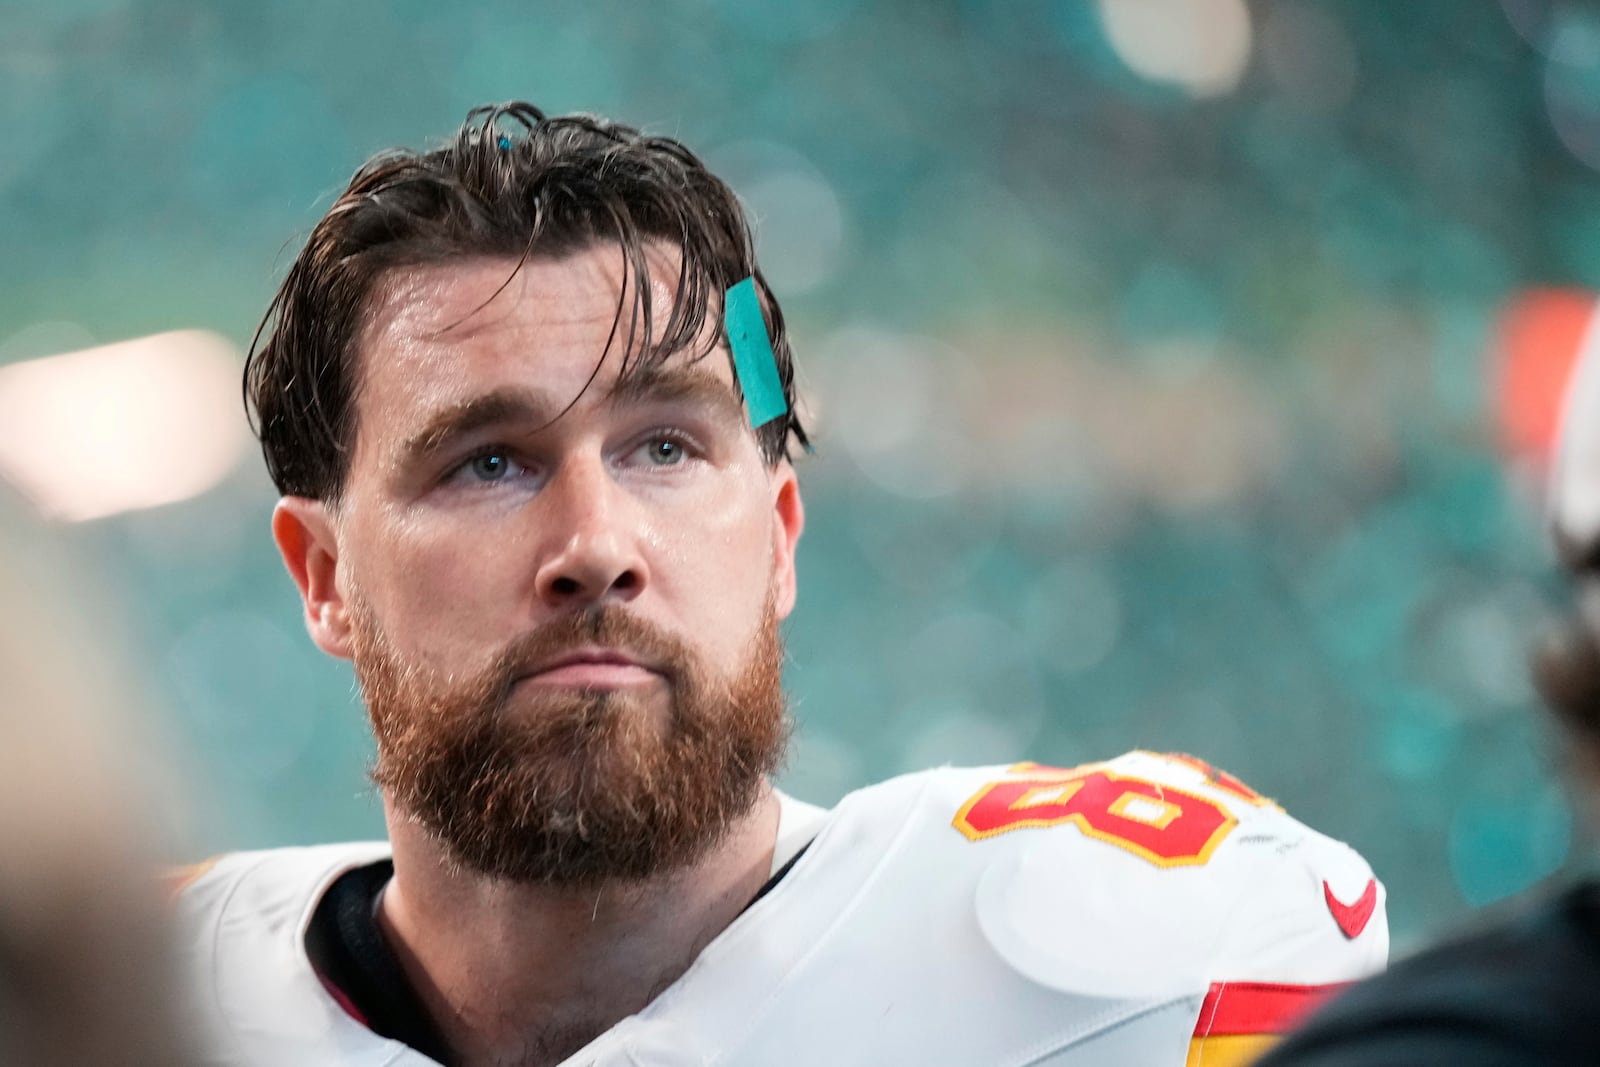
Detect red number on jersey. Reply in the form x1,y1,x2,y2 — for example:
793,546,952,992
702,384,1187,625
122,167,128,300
952,765,1238,867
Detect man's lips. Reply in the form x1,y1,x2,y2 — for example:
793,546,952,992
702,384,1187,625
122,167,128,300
519,648,664,689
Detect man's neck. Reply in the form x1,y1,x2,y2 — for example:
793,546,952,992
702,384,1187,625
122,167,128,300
376,789,781,1067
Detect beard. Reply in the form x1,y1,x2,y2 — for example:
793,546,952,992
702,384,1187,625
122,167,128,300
349,596,789,887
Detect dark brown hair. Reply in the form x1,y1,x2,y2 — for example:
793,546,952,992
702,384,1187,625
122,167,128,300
1532,585,1600,774
244,101,809,501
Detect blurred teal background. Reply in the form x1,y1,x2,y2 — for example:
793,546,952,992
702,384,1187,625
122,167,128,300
3,0,1597,948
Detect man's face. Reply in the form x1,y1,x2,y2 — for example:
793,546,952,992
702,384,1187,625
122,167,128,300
274,247,804,884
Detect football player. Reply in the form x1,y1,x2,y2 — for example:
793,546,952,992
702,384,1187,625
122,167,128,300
174,102,1387,1066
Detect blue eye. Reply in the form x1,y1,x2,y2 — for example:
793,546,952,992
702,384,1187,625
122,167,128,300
442,448,538,491
646,438,685,466
467,452,512,481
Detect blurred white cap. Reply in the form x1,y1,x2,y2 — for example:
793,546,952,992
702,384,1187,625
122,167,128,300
1550,299,1600,566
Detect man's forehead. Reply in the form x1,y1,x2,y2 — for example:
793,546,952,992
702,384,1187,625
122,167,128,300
357,251,735,394
364,255,628,347
365,247,692,336
348,253,755,465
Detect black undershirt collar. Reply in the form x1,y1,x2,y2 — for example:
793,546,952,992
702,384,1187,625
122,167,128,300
304,844,812,1067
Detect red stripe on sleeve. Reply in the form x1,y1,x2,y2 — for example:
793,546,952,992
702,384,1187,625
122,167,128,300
1192,981,1350,1037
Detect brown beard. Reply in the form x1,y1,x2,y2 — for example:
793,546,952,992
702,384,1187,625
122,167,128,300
349,598,789,887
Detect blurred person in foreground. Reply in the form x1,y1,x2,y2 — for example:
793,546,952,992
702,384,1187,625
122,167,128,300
1256,327,1600,1067
0,486,195,1066
174,102,1386,1067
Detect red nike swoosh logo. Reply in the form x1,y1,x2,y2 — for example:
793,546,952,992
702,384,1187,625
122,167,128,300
1323,878,1378,939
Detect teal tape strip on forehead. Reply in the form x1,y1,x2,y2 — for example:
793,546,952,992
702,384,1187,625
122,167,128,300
724,277,788,429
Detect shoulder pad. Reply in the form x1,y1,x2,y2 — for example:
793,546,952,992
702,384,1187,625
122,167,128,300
932,752,1387,995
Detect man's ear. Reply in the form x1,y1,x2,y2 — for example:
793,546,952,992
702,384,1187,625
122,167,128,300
770,462,805,619
272,497,354,660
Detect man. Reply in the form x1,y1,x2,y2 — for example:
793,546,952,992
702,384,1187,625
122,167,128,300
1255,313,1600,1067
175,102,1387,1066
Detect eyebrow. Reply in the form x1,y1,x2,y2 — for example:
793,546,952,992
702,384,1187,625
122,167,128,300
398,387,562,469
397,365,748,469
605,363,747,427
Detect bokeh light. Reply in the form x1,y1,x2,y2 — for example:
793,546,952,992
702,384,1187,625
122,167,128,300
0,330,249,521
1097,0,1253,98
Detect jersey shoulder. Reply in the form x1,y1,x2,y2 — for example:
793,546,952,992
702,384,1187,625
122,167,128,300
837,751,1387,988
168,841,391,915
167,842,409,1067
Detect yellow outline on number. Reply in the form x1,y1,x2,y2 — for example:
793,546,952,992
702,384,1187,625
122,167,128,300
952,769,1239,868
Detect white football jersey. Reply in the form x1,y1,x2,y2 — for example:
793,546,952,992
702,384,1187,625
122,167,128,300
174,752,1386,1066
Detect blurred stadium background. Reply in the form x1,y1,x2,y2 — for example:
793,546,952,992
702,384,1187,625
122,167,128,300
4,0,1600,948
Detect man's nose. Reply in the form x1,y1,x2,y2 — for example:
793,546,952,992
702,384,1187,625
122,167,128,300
530,456,649,608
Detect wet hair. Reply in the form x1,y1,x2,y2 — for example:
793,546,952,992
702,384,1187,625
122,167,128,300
244,101,809,501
